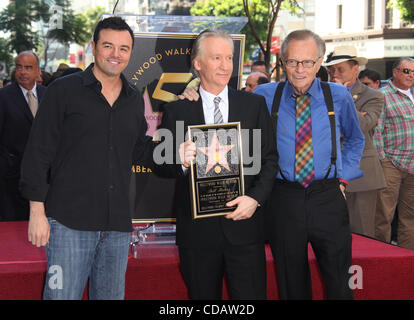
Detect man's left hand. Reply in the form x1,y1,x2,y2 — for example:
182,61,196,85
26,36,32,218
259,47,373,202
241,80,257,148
225,196,258,221
339,184,346,199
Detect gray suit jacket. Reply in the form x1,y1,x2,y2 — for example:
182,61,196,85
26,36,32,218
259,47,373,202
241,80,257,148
348,79,386,192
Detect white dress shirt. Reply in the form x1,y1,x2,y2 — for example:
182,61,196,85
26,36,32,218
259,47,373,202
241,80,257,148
182,85,229,172
199,85,229,124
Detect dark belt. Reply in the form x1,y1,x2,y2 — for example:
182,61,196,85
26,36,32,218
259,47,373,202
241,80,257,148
274,178,339,192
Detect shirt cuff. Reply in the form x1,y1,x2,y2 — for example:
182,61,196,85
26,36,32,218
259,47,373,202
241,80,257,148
338,178,349,186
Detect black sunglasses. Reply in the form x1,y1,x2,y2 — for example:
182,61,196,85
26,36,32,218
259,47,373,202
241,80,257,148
398,68,414,75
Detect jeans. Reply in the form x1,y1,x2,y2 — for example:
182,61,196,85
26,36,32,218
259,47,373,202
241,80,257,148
43,217,131,300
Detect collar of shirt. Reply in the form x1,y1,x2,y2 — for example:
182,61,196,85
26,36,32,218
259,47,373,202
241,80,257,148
285,78,324,105
347,80,357,92
199,85,229,124
80,63,136,97
19,82,38,103
389,81,414,105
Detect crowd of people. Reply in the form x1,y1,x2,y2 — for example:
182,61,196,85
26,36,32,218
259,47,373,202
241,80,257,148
0,16,413,300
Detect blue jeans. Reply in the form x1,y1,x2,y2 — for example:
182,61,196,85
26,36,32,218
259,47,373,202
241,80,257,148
43,218,131,300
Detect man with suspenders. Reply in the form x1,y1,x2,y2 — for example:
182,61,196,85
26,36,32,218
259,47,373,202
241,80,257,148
254,29,365,299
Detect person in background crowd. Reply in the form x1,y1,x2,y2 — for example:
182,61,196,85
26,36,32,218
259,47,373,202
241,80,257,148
374,57,414,250
251,60,268,74
2,78,11,87
316,65,329,81
20,16,153,300
254,30,364,299
0,51,46,221
359,69,382,90
244,71,270,92
324,45,386,238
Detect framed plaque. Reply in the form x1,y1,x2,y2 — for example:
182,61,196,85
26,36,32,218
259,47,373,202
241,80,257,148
188,122,245,219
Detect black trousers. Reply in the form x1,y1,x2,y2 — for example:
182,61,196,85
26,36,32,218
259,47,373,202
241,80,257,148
0,177,29,221
179,240,266,300
267,178,354,300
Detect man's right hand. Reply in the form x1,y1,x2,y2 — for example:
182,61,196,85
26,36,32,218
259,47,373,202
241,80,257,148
28,201,50,247
179,140,197,168
178,87,200,101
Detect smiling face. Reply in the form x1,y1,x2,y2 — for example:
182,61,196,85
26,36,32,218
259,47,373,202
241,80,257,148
193,36,233,95
282,38,322,95
392,59,414,90
92,28,133,79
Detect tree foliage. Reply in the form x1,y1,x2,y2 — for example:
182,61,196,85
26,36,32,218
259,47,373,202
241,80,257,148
390,0,414,23
0,0,49,53
190,0,301,72
0,0,93,64
191,0,268,59
46,0,89,45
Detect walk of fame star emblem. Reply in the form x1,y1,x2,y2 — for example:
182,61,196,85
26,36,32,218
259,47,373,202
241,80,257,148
197,133,235,175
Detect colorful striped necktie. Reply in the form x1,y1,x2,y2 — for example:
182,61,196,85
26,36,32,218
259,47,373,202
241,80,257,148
294,93,315,187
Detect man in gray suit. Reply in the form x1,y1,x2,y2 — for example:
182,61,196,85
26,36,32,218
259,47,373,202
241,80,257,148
325,46,386,238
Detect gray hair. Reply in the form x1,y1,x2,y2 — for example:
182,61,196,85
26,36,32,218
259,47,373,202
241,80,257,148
191,29,234,64
281,29,326,59
392,57,414,70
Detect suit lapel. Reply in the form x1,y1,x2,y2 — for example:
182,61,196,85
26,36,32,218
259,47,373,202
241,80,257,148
36,85,45,102
13,83,34,123
193,98,206,124
227,87,238,123
350,79,364,111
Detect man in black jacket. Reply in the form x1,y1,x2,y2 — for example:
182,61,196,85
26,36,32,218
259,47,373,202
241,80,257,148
20,17,153,300
0,51,46,221
154,29,278,299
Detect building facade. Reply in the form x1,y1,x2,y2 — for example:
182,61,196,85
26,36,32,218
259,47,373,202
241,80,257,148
274,0,413,79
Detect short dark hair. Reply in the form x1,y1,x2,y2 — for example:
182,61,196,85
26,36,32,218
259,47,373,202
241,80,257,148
252,60,266,67
93,16,134,47
358,69,381,82
316,66,328,81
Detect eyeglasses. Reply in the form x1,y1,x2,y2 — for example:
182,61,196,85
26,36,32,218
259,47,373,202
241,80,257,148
283,58,319,68
397,68,414,75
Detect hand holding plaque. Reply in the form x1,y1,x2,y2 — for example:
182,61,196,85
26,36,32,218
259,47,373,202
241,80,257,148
179,140,197,168
187,122,245,219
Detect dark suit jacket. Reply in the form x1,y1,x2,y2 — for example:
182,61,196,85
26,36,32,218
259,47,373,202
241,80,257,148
154,87,278,248
0,82,47,220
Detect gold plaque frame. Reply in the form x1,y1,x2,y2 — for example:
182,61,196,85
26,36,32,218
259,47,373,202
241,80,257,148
188,122,245,219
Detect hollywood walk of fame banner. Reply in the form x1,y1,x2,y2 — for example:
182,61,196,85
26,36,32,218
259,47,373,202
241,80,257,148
122,32,245,222
188,122,245,219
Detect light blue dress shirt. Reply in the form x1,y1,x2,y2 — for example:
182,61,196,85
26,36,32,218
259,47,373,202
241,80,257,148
254,78,365,182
